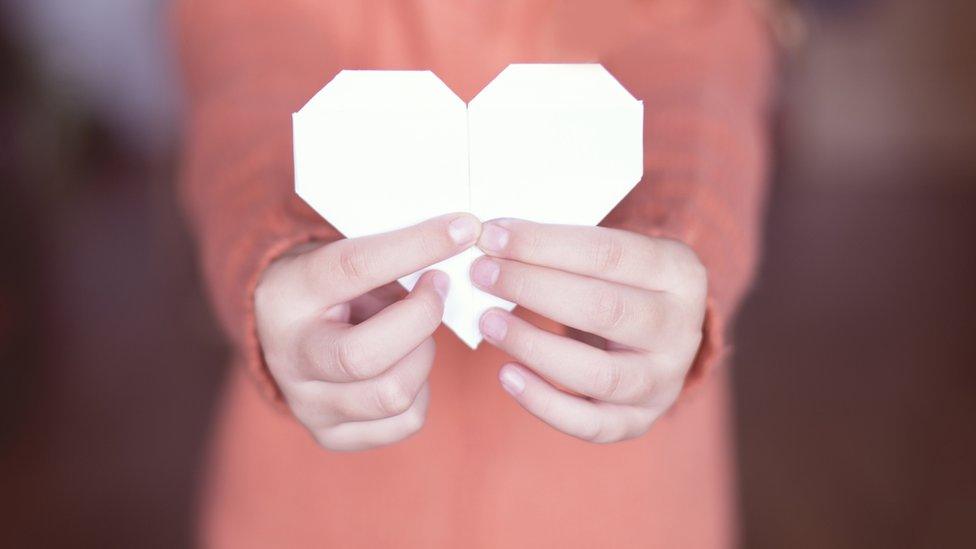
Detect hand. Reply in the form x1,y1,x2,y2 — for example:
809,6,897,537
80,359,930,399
470,219,707,443
255,213,481,451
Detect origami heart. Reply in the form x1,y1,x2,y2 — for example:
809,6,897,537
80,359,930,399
293,64,643,347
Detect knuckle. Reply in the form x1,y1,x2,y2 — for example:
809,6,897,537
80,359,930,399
655,295,699,344
331,336,372,380
374,378,414,417
310,429,339,451
673,244,708,294
593,234,625,274
659,382,684,410
592,288,628,331
400,409,427,436
327,395,358,422
336,241,372,281
685,258,708,295
632,368,658,402
580,416,608,443
660,330,701,376
288,395,320,428
587,417,634,444
591,363,624,402
298,328,322,365
666,315,703,357
638,299,667,338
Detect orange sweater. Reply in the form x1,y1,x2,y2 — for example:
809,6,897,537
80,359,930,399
176,1,773,547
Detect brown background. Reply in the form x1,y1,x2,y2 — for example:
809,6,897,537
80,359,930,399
1,0,974,546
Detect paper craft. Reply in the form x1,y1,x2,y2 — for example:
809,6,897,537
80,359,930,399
293,64,643,347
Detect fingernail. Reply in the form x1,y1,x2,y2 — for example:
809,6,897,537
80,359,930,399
478,222,510,253
480,311,508,341
470,258,500,288
499,365,525,396
448,215,479,246
431,271,450,301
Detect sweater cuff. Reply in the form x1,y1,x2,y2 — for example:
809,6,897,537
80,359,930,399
682,295,729,395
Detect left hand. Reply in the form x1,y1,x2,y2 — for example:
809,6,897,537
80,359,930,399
470,219,707,443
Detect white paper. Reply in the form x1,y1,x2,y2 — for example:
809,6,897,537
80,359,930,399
293,64,643,348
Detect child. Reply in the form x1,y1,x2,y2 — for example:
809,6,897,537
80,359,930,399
176,0,773,547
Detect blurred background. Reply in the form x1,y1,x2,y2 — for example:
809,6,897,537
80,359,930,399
0,0,973,547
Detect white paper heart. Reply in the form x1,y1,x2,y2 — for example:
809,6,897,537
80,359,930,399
293,64,643,348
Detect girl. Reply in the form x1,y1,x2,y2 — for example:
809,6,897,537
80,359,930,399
176,1,773,546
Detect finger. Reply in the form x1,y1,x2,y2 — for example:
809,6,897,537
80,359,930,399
479,309,655,404
315,338,435,423
477,219,706,294
498,364,651,444
312,384,430,452
347,281,405,322
472,256,692,349
301,212,480,304
301,271,446,381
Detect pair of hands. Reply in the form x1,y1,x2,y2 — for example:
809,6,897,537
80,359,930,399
255,213,707,451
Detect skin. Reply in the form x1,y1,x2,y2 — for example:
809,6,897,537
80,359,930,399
255,214,707,450
472,218,707,443
255,213,481,451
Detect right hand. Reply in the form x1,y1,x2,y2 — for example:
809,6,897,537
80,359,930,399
255,213,482,451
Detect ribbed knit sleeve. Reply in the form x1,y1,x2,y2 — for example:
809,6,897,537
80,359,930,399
603,0,774,389
173,0,343,402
